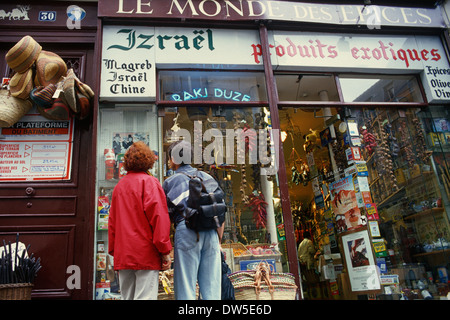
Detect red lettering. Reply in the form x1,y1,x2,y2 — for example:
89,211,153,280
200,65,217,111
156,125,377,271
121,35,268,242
360,47,371,60
431,48,441,61
351,47,359,59
327,46,337,58
378,41,390,60
407,49,421,62
421,49,429,60
372,48,382,60
397,49,409,67
276,45,285,57
251,44,263,64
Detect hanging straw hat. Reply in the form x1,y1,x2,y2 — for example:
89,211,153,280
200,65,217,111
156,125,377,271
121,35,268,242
37,97,71,120
62,68,77,112
5,36,42,73
29,84,57,108
0,89,32,127
34,50,67,87
75,78,94,99
74,91,91,120
9,68,33,100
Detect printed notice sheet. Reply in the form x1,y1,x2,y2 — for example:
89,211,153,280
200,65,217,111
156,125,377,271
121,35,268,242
0,109,74,181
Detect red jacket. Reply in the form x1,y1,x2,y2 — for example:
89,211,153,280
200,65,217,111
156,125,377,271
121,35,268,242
108,171,172,270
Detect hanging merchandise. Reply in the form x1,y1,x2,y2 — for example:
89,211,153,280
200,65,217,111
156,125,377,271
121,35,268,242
2,35,95,126
360,126,377,156
412,118,432,163
0,88,32,128
245,191,268,229
303,128,321,153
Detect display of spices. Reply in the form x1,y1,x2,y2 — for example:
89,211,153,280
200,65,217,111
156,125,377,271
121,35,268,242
412,117,432,163
245,191,268,229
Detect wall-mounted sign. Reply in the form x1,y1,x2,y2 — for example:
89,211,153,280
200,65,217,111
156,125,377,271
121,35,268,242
98,0,445,29
100,26,156,102
0,108,74,181
101,26,450,103
100,26,260,101
266,32,450,103
170,87,252,102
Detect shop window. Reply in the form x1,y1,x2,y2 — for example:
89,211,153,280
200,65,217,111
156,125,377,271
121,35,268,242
275,74,339,101
94,105,161,299
162,106,289,274
339,75,424,103
159,70,267,102
280,106,449,300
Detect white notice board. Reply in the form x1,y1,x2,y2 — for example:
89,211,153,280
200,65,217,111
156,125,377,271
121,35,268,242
0,108,74,181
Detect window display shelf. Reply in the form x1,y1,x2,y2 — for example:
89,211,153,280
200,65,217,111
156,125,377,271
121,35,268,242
403,207,445,221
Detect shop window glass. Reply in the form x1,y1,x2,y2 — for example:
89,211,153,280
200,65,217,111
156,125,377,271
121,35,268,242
280,106,449,300
94,106,161,299
162,106,289,274
159,71,267,102
339,75,424,103
275,74,339,101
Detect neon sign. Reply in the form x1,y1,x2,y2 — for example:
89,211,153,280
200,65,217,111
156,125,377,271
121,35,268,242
170,87,251,102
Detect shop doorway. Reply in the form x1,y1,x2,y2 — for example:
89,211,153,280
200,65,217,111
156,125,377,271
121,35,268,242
0,48,96,299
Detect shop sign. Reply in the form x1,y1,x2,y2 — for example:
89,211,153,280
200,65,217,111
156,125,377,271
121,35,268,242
100,25,156,101
170,87,251,101
98,0,445,29
265,32,450,103
100,26,260,101
0,109,74,181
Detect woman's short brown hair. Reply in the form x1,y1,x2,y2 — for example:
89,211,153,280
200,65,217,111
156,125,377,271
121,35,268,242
123,141,156,172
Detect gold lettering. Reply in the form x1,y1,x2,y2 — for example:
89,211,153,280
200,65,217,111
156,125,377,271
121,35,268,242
225,0,244,17
266,1,283,18
355,5,367,22
248,0,265,17
400,8,417,24
117,0,134,14
416,8,432,25
381,7,399,23
340,6,357,22
136,0,153,14
320,6,333,21
167,0,199,16
293,5,308,19
199,0,221,17
307,5,321,20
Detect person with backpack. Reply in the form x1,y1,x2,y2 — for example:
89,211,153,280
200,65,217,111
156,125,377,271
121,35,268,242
163,140,225,300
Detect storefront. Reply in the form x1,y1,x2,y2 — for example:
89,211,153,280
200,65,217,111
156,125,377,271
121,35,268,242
92,0,450,301
0,1,98,299
1,0,449,301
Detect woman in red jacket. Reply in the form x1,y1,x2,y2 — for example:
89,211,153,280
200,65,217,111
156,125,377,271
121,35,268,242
108,141,172,300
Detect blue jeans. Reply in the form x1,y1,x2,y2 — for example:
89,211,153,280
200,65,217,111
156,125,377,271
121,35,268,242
174,220,221,300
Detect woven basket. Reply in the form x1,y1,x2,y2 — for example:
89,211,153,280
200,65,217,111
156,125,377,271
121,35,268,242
228,270,297,300
0,89,32,127
0,283,33,300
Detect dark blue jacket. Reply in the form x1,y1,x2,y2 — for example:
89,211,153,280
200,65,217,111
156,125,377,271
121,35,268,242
162,165,216,225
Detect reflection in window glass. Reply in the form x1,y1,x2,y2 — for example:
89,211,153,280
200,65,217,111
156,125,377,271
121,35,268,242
163,106,289,273
275,74,339,101
280,106,449,300
159,71,267,102
339,75,423,103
